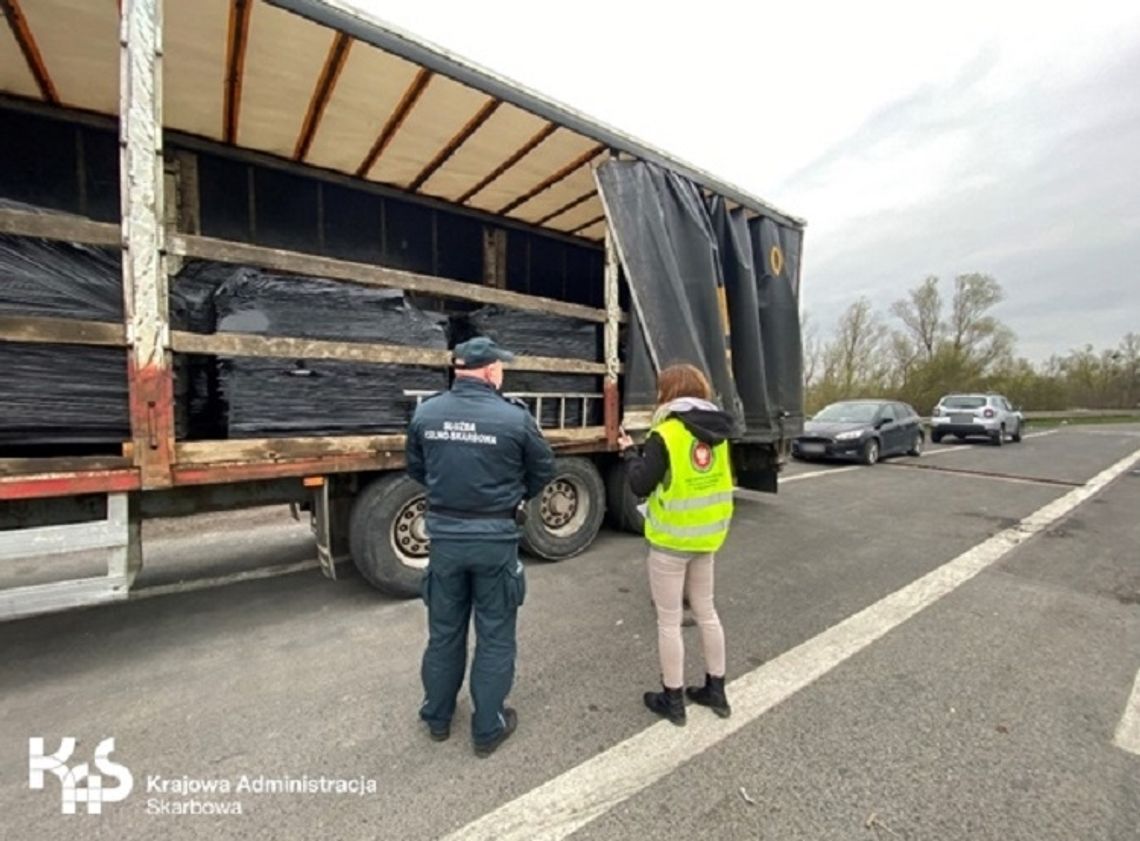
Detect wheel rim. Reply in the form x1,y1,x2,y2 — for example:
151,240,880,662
867,442,879,464
539,476,591,537
914,434,923,454
389,494,430,570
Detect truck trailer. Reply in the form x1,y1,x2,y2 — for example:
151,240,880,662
0,0,805,619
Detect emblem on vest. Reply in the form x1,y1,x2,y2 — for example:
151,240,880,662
691,440,715,472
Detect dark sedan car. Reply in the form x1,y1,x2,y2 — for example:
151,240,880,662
792,399,924,465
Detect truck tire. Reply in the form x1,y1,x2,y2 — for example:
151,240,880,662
605,459,646,535
521,457,606,560
349,474,429,598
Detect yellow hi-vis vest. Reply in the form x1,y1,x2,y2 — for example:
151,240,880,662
644,417,734,553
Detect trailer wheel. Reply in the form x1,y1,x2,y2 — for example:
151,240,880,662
605,460,646,535
349,474,429,598
521,458,606,560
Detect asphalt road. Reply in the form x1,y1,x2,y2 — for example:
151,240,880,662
2,424,1138,840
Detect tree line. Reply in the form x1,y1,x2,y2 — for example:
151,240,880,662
803,274,1140,415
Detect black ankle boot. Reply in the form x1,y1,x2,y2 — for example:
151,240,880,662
686,674,731,718
643,685,686,726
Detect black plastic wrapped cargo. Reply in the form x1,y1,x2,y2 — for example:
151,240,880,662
452,306,603,429
0,205,130,450
169,261,235,440
210,269,448,437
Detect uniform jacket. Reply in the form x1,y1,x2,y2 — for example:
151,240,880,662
406,378,556,542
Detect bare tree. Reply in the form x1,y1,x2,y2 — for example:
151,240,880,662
889,331,920,389
801,312,824,388
890,276,942,360
948,273,1013,367
1118,333,1140,408
825,297,887,395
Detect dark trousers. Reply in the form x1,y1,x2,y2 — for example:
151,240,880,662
419,538,526,744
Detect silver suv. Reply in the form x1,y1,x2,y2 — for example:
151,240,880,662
930,393,1024,446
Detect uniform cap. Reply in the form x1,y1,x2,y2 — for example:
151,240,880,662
453,336,515,369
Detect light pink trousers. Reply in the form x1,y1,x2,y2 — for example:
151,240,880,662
647,547,727,688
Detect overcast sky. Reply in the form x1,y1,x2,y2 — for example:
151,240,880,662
357,0,1140,361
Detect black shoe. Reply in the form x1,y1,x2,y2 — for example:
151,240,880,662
643,686,686,726
686,674,731,718
427,723,450,743
474,707,518,758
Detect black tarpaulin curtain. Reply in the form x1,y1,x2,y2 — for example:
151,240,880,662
597,160,804,441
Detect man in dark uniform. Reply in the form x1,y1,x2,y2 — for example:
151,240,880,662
406,336,555,757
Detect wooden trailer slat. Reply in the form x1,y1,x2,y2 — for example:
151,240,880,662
167,232,611,324
176,434,407,465
170,330,451,367
0,315,127,347
170,331,609,374
175,426,606,469
172,453,401,486
0,207,121,246
0,455,133,477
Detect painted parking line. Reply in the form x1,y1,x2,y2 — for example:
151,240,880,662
884,462,1084,488
1114,669,1140,756
444,445,1140,841
923,428,1057,457
779,466,862,483
921,445,976,457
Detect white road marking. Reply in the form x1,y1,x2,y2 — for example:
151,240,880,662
779,466,862,483
1066,428,1140,438
444,445,1140,841
920,445,976,457
1114,669,1140,756
886,465,1080,488
1024,429,1058,439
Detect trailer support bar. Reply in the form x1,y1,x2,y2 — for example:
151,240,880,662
121,0,175,488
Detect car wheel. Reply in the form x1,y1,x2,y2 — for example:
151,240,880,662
931,431,943,444
1011,422,1022,443
991,426,1004,447
908,432,923,457
861,438,880,466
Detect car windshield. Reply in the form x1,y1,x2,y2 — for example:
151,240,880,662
813,402,880,423
943,396,986,409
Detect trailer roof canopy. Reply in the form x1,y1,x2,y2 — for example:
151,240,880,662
0,0,804,241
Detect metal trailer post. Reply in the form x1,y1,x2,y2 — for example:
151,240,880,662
0,0,164,620
121,0,174,490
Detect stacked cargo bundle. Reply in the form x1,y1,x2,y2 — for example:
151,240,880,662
211,270,448,437
453,306,603,428
169,261,242,440
0,207,130,451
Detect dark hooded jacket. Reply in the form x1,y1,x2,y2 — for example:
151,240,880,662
624,405,735,498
